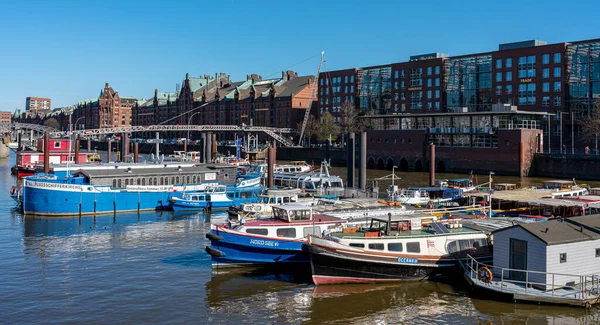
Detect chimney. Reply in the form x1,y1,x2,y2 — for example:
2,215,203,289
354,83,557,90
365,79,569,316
247,74,251,81
186,73,189,80
105,82,109,87
282,71,285,80
155,89,158,97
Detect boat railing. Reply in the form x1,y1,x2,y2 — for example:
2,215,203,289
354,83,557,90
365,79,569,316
464,254,600,299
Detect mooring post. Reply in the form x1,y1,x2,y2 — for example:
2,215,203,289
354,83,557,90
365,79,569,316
43,132,50,174
87,138,91,151
74,135,80,164
429,143,436,187
359,131,367,190
346,132,355,188
267,145,274,188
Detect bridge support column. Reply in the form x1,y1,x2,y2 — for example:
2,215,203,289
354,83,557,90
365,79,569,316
205,133,212,163
134,143,139,163
121,132,129,163
107,140,112,163
200,133,206,163
211,133,217,161
347,132,355,188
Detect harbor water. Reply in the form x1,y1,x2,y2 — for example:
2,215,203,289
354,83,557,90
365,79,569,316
2,152,600,324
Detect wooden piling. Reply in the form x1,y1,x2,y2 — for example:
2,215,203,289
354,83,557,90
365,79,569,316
429,143,435,187
43,132,50,174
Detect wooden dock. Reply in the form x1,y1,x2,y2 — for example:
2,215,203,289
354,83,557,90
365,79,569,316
461,255,600,308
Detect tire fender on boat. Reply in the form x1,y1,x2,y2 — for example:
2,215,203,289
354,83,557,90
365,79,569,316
206,233,223,241
476,213,486,219
205,246,224,257
426,201,434,209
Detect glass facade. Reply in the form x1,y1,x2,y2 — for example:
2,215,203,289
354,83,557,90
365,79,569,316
357,67,392,114
445,55,493,112
566,42,600,119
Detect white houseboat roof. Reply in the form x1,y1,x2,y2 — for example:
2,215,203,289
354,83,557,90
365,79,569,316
493,215,600,245
525,198,591,207
79,165,234,178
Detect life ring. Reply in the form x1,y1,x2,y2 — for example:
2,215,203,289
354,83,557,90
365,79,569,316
478,266,493,283
476,213,486,219
426,201,434,209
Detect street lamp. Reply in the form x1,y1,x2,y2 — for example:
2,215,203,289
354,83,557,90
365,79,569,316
186,111,202,153
73,117,85,131
488,171,495,217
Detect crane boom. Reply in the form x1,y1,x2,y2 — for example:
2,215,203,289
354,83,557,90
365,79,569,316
298,51,325,146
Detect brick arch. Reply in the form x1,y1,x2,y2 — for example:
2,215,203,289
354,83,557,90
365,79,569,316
398,157,409,171
377,157,385,170
386,157,396,170
414,159,424,172
367,156,376,169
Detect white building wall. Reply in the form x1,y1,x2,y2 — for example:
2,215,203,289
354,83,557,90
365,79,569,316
493,227,547,285
546,239,600,288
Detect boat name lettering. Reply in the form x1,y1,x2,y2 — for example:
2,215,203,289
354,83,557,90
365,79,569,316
397,257,418,264
28,181,83,190
249,239,279,247
126,185,174,192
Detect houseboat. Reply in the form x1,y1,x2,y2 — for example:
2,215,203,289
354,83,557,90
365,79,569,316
20,164,237,216
169,182,263,211
272,162,343,195
305,215,492,285
227,188,309,218
541,180,589,198
12,138,93,177
205,205,346,267
447,178,477,193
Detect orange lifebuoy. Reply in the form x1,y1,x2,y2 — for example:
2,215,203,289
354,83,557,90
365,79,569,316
478,266,493,283
476,213,486,219
426,201,434,209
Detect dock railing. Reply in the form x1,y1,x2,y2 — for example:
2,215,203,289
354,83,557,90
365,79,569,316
465,255,600,300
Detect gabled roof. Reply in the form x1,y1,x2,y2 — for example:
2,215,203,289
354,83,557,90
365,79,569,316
277,76,313,97
494,214,600,245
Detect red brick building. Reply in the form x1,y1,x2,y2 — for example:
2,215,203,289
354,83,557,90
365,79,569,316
0,111,12,125
131,70,317,141
25,97,51,114
72,83,136,129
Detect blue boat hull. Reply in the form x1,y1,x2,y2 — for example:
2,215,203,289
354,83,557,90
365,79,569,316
206,229,308,267
23,185,177,216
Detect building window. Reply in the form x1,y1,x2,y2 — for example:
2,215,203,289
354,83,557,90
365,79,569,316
496,85,503,95
543,82,550,93
427,90,432,99
506,85,512,94
320,79,324,85
506,58,513,68
518,83,536,105
427,79,432,87
435,78,440,87
506,71,512,81
427,102,432,110
435,90,440,98
518,56,536,78
496,72,502,82
554,53,561,63
496,59,502,69
542,54,550,65
554,96,561,106
554,82,561,92
410,91,422,109
596,248,600,257
560,253,567,263
401,70,405,78
344,76,348,83
554,67,561,78
434,102,440,110
542,68,550,79
410,68,422,86
394,71,399,79
427,67,432,75
542,96,550,107
554,124,561,136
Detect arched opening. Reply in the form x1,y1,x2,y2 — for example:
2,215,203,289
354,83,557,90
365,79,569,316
386,158,395,170
399,158,409,171
414,159,423,172
377,157,385,170
367,157,376,169
437,160,446,173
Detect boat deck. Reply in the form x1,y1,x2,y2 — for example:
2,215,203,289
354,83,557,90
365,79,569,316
463,255,600,308
332,226,481,239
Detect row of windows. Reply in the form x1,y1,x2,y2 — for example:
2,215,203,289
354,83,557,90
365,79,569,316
496,53,561,69
110,174,209,188
319,75,354,86
348,241,421,253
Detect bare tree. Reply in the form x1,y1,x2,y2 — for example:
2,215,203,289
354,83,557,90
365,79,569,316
43,118,60,130
317,112,341,142
579,100,600,141
297,115,319,147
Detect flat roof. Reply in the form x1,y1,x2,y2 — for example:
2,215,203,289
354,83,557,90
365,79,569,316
468,189,552,201
494,215,600,245
80,165,224,178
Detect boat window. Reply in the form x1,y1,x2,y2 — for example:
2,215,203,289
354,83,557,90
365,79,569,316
246,228,268,236
241,191,253,199
283,197,291,203
125,179,129,186
447,241,458,254
153,177,157,185
142,178,146,186
303,226,321,237
118,179,122,188
368,243,384,250
193,176,197,183
227,192,234,199
406,242,420,253
137,178,141,185
159,177,163,185
113,179,117,188
187,176,190,184
349,243,364,248
277,228,296,238
388,243,403,252
176,176,180,184
289,209,311,221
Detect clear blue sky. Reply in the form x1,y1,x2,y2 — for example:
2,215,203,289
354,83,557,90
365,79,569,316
1,0,599,111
